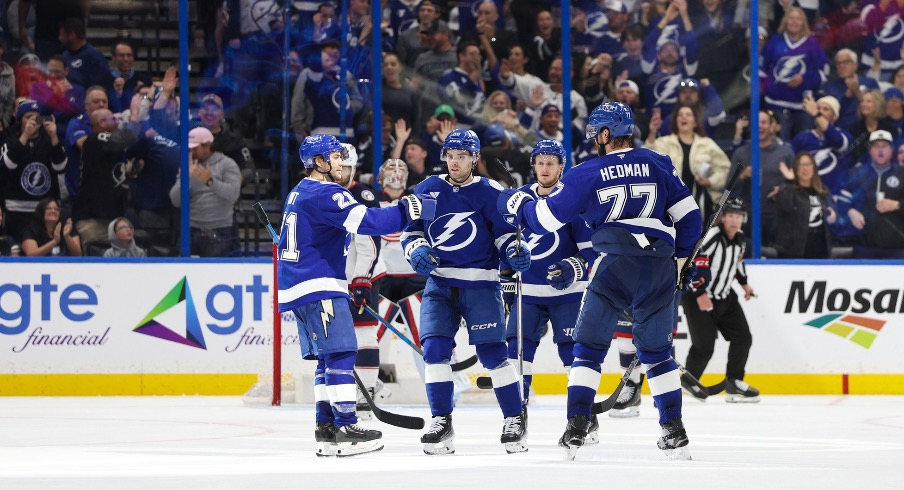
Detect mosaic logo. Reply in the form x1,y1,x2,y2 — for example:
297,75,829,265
804,314,884,349
133,277,206,349
786,281,901,349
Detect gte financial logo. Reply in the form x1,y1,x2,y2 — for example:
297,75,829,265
785,281,899,349
134,275,268,349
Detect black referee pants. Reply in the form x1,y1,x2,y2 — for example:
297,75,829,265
681,290,752,381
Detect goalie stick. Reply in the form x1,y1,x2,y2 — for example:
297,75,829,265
252,202,425,430
360,305,478,371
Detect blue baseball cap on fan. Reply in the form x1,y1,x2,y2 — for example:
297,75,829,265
884,87,904,101
16,99,42,120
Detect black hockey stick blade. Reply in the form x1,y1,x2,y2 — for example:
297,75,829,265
487,157,517,188
353,371,424,430
475,376,493,389
705,378,727,396
451,355,478,372
592,356,639,415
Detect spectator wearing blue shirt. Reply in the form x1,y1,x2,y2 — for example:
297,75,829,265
59,18,115,95
821,49,880,131
883,87,904,146
110,40,153,114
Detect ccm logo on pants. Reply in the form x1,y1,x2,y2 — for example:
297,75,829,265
470,323,497,330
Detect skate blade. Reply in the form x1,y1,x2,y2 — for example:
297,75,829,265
423,441,455,455
316,442,338,457
725,394,760,403
662,445,692,461
608,406,640,418
584,431,599,445
335,440,384,457
563,445,580,461
504,441,528,454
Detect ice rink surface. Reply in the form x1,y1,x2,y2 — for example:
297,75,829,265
1,395,902,489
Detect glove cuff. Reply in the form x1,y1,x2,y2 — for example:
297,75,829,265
404,237,430,260
350,276,372,289
400,195,423,220
501,281,516,294
564,256,585,281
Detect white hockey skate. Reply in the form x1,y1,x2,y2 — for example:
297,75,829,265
421,415,455,455
657,418,692,461
725,379,760,403
501,411,528,454
609,374,644,418
334,424,384,457
356,379,392,421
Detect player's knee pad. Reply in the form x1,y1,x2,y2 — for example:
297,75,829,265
422,336,454,364
556,342,575,367
476,342,508,370
616,335,636,354
573,342,606,364
354,324,379,349
323,351,357,372
636,345,672,366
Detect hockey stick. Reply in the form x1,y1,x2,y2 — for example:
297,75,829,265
252,202,425,430
360,304,479,372
678,162,746,289
487,158,525,397
591,356,640,414
676,360,727,397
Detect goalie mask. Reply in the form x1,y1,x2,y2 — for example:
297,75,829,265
379,158,408,190
340,142,358,183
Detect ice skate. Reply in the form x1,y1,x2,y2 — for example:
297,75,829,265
334,424,384,457
314,422,338,457
657,417,692,460
356,380,392,421
558,414,590,461
725,379,760,403
610,374,644,418
501,411,528,454
584,414,600,444
681,373,708,402
421,415,455,455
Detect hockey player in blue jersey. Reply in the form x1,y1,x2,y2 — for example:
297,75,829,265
279,135,436,457
401,129,532,455
500,102,703,461
502,139,595,429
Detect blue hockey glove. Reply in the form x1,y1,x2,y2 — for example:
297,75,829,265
546,256,587,290
349,276,373,307
500,269,516,308
399,194,437,222
677,256,697,290
504,242,532,272
405,238,439,276
497,189,534,220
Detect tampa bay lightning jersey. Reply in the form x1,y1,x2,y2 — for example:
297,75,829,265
278,178,407,312
385,0,420,39
295,68,361,138
860,2,904,77
519,183,595,305
790,125,853,196
518,147,701,258
762,33,829,111
437,68,486,127
402,175,517,289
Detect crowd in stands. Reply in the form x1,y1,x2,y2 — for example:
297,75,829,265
1,0,903,259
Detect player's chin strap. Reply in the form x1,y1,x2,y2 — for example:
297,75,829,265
447,161,476,185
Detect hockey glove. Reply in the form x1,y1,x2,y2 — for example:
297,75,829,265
497,189,534,221
349,276,373,308
399,194,437,222
689,256,711,293
504,242,532,272
404,238,439,276
546,256,587,290
500,269,516,308
677,256,697,290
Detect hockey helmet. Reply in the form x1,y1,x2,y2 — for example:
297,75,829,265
378,158,409,190
299,134,346,168
586,101,634,140
531,139,567,166
340,142,358,182
441,128,481,163
723,197,746,219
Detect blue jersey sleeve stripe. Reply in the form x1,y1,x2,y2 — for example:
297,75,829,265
342,205,367,233
279,277,347,304
618,217,677,239
667,195,698,222
535,199,566,232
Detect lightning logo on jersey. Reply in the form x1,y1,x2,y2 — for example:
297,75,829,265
524,230,561,261
654,74,682,106
774,55,806,83
320,299,335,338
429,212,478,252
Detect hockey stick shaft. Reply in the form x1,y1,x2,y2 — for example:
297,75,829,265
592,356,639,414
252,202,425,430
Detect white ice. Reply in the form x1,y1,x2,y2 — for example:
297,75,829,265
1,395,902,489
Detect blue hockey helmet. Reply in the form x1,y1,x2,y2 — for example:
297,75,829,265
531,139,567,166
299,134,346,168
585,101,634,140
441,128,481,162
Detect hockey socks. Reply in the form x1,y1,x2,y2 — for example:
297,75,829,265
324,351,359,427
478,342,522,418
507,338,539,405
423,337,455,416
354,324,380,391
314,358,332,423
643,356,683,426
616,336,643,384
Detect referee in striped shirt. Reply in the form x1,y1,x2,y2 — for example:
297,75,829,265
681,198,760,403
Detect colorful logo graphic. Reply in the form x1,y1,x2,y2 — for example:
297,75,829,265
133,277,206,349
804,314,885,349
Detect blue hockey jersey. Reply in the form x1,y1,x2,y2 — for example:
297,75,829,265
519,182,595,304
278,178,407,311
402,175,517,289
790,126,853,196
385,0,420,40
859,3,904,78
437,68,486,127
762,33,829,111
516,147,701,258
